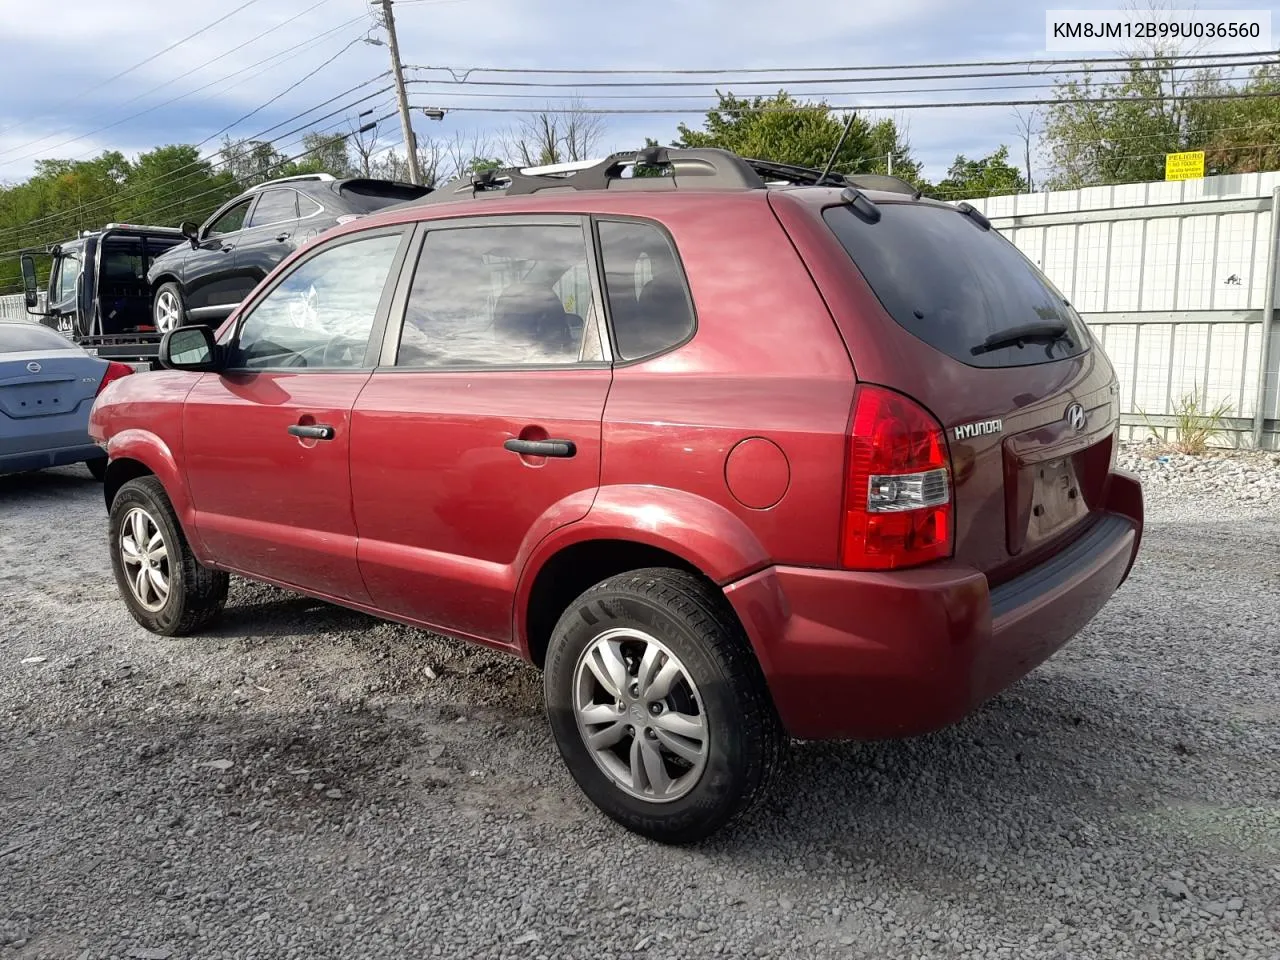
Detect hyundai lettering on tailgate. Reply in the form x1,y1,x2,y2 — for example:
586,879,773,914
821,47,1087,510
953,418,1004,441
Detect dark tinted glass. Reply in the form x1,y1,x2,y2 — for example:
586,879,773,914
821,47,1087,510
823,203,1090,368
597,220,695,361
0,323,77,353
248,189,298,227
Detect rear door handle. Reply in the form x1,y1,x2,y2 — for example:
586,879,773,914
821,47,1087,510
288,423,335,440
275,232,291,242
503,438,576,458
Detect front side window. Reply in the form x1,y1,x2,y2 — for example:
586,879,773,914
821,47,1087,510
206,199,251,237
247,189,299,228
395,223,602,368
232,231,404,370
597,219,695,361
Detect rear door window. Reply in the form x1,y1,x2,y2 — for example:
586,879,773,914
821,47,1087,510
247,189,299,228
822,203,1090,368
395,222,602,367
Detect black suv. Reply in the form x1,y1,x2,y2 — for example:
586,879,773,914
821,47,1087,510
146,173,429,332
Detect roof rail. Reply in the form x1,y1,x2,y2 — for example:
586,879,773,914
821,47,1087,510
413,147,925,205
250,173,337,189
419,147,766,204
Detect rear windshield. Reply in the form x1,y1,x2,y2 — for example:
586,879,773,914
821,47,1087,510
338,180,432,213
0,323,77,353
823,202,1090,368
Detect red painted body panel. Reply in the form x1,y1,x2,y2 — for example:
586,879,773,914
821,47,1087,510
183,371,373,603
89,183,1145,744
350,368,611,644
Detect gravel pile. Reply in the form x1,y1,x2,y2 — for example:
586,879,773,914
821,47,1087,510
1,464,1278,960
1118,440,1280,502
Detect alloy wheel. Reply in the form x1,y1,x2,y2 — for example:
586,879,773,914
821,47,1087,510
154,291,181,333
119,507,170,612
572,627,709,803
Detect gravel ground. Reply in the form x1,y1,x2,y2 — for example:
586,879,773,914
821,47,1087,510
2,448,1278,960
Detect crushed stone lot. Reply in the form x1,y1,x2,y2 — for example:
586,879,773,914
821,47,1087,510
2,448,1279,960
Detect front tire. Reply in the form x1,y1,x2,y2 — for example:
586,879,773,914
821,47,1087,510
153,282,187,333
544,568,786,844
108,476,228,636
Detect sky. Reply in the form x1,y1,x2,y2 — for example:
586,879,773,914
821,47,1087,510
0,0,1275,189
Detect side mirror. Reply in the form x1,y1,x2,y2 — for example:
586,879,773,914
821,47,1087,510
159,325,222,372
20,254,39,310
180,221,200,247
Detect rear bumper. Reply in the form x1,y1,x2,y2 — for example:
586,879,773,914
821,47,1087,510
724,470,1143,740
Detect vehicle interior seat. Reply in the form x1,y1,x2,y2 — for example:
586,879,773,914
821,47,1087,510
493,283,576,360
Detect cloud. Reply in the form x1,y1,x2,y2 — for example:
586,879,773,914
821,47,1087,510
2,0,1248,188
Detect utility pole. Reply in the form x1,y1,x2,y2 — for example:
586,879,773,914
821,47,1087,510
887,152,893,176
377,0,422,185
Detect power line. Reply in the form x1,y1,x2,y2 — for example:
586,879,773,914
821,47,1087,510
0,0,352,163
407,87,1280,116
410,49,1278,78
405,56,1279,91
0,0,267,141
0,83,393,245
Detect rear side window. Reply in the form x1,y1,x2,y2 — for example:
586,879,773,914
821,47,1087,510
597,220,695,361
822,203,1090,368
0,323,77,353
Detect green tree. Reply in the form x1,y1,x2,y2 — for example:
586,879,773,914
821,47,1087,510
933,145,1029,200
672,92,926,186
1039,54,1280,188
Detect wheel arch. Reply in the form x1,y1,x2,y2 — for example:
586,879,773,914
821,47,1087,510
102,430,207,559
515,485,773,669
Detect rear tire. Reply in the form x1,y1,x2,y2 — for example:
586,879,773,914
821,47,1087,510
109,476,228,636
153,282,187,333
85,457,107,482
544,567,786,844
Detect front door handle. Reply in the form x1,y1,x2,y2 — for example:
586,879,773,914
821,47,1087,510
288,423,335,441
275,232,291,242
503,438,576,458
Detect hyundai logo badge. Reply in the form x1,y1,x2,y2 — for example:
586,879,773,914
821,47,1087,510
26,361,41,374
1065,402,1087,432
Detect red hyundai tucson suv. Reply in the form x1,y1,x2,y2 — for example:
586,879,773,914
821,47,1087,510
89,148,1144,844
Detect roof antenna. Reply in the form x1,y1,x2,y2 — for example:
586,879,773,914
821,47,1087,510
818,110,857,186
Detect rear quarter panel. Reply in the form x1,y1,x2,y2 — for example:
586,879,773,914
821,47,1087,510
595,192,857,570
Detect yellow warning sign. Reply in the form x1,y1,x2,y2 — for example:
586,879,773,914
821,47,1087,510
1165,150,1205,181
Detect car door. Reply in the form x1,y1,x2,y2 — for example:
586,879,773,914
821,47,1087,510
184,197,253,322
44,243,83,337
233,188,304,294
181,224,413,602
350,216,612,643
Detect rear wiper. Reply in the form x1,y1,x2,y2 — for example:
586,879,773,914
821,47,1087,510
970,321,1071,356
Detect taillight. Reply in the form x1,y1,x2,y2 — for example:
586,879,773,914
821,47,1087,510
841,384,953,570
95,361,135,397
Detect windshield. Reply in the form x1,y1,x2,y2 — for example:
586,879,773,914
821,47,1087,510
823,202,1091,369
0,322,78,353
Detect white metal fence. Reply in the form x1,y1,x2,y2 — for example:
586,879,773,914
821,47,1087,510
965,172,1280,450
0,292,41,321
